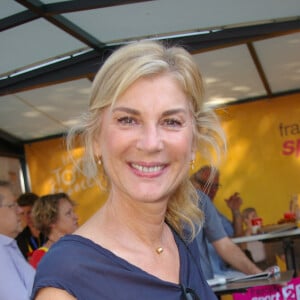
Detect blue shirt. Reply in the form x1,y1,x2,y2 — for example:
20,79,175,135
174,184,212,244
196,191,227,279
218,211,234,237
207,209,236,275
196,191,242,278
32,232,217,299
0,234,35,300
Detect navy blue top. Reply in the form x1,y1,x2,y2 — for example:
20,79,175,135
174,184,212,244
32,230,217,300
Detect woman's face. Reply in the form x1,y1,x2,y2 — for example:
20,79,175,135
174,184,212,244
53,198,78,235
95,74,195,204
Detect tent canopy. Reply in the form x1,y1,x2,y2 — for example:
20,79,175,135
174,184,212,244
0,0,299,147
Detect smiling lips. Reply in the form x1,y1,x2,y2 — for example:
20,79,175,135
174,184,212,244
130,163,165,174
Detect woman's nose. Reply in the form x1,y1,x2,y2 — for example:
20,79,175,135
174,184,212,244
136,124,163,152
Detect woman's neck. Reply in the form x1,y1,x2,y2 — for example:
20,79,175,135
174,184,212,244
45,231,63,248
99,197,169,250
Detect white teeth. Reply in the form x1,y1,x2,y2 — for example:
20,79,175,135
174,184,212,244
131,163,163,173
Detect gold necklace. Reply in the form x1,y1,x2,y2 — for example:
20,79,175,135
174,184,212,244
156,247,164,254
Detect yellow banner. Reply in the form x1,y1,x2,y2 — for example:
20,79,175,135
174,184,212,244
26,93,300,226
25,138,107,224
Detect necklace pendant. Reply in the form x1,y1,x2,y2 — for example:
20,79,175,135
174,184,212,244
156,247,164,254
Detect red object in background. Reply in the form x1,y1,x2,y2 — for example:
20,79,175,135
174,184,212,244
284,211,296,221
251,217,263,226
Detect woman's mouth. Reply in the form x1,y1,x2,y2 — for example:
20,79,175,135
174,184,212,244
130,163,165,173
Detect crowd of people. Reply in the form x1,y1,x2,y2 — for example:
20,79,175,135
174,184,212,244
0,40,270,300
0,183,78,299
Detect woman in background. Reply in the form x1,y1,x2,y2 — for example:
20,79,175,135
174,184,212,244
30,193,78,268
32,40,225,300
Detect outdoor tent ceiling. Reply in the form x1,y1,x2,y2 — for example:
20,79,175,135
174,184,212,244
0,0,300,144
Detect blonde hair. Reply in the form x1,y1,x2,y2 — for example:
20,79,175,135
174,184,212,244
67,40,226,240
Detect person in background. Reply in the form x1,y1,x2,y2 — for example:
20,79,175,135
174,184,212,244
193,165,244,237
0,180,35,300
191,167,262,278
242,207,261,236
29,192,78,269
16,192,47,260
242,207,268,269
31,40,226,300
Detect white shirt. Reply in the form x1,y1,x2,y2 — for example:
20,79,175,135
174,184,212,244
247,240,266,262
0,234,35,300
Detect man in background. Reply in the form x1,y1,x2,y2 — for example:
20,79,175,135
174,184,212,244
16,192,46,260
194,165,244,238
0,180,35,299
191,166,262,279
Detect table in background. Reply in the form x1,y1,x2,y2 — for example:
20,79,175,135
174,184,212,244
232,227,300,276
212,270,294,298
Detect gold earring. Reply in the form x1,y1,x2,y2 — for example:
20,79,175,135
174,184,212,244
97,156,102,165
190,160,195,170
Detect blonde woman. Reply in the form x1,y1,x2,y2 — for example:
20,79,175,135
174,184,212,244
32,40,225,300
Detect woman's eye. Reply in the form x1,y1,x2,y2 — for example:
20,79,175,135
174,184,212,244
163,118,182,127
117,116,137,125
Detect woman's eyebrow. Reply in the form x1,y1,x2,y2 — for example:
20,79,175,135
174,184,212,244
112,107,187,116
112,107,139,115
162,108,187,117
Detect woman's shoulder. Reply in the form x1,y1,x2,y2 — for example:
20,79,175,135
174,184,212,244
52,234,93,245
44,234,101,259
37,234,121,270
